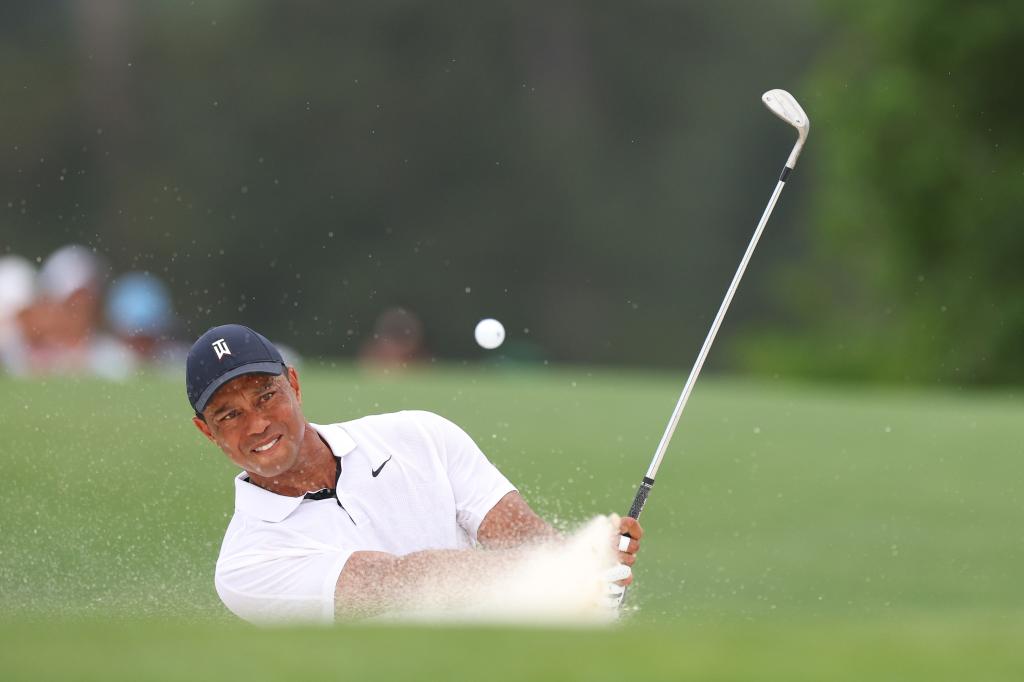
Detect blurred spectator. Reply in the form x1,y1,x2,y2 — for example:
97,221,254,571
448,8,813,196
272,341,303,372
0,255,37,373
36,244,104,348
359,307,426,370
105,271,186,368
0,255,35,339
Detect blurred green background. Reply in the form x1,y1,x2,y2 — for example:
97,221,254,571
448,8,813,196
2,1,1023,679
5,1,1021,380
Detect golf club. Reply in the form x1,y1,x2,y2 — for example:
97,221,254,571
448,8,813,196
616,88,810,603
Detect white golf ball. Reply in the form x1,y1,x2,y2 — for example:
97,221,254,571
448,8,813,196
474,318,505,350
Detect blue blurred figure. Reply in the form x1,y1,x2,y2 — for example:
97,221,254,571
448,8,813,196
105,272,185,369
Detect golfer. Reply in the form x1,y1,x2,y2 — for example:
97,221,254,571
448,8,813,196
187,324,642,622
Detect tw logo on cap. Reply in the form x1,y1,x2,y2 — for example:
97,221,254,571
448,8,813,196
212,338,232,360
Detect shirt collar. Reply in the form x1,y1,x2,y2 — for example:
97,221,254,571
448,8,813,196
232,421,359,523
313,420,390,471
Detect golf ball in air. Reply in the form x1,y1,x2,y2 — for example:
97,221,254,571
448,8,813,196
474,318,505,350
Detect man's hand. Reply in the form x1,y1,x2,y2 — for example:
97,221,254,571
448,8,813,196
596,515,643,611
613,516,643,586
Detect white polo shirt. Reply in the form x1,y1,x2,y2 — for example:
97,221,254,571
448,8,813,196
214,410,516,624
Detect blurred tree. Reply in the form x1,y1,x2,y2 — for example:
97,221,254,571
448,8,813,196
741,0,1024,385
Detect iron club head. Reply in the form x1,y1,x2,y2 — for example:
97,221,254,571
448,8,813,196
762,89,810,169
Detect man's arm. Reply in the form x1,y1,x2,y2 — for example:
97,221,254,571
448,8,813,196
334,547,524,619
335,492,554,620
334,506,644,620
477,491,642,570
476,490,559,547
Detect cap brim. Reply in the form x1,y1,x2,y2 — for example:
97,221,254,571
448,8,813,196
194,361,285,414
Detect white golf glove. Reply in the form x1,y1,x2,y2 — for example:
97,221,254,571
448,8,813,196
600,563,631,609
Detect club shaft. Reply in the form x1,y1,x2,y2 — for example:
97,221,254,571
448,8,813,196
616,168,792,609
642,165,792,488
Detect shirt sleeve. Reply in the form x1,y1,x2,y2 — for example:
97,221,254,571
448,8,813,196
410,411,517,542
214,519,351,624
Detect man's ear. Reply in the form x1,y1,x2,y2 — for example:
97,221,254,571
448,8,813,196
193,415,216,443
286,366,301,403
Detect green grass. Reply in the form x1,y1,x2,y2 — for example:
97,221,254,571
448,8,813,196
1,617,1022,682
1,364,1022,680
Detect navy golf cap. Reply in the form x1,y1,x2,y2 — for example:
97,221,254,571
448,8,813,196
186,324,286,415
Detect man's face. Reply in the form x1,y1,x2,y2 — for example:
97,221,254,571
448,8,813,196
193,367,307,479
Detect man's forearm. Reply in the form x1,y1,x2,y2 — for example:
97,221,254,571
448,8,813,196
335,547,527,619
336,493,567,619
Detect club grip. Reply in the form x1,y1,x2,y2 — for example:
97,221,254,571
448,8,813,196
627,477,655,520
615,476,655,611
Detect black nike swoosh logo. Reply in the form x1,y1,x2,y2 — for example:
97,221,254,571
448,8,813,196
371,455,392,478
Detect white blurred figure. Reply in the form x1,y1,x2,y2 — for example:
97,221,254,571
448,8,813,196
272,341,303,373
0,255,37,375
37,244,101,304
27,244,135,379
